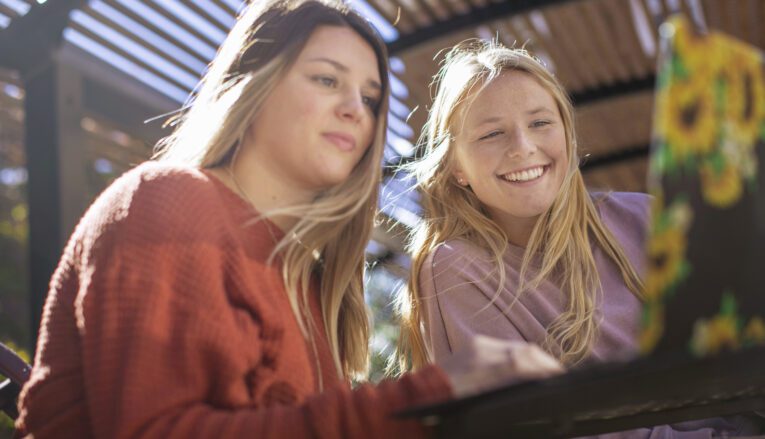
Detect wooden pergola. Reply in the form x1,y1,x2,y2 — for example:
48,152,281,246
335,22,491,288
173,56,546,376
0,0,763,352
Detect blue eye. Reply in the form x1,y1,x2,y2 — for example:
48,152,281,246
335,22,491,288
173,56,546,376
314,75,337,87
531,120,552,128
362,96,379,110
479,131,502,141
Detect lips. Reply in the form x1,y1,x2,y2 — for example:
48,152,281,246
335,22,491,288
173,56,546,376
323,132,356,152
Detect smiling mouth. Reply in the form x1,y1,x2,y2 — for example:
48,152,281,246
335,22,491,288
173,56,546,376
498,165,549,183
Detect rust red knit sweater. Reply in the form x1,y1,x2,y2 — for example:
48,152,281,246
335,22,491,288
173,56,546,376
16,162,452,438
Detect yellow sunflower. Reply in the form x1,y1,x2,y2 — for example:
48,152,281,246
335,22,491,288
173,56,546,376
690,314,739,356
721,124,759,180
644,224,688,300
699,160,743,208
658,76,719,160
743,316,765,345
670,17,725,82
718,46,765,146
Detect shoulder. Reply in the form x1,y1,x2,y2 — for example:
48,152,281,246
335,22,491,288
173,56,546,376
426,239,493,271
73,162,229,249
591,191,652,266
419,238,498,293
592,191,652,231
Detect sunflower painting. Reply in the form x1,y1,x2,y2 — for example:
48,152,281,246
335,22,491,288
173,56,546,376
641,194,693,353
651,17,762,200
690,293,765,356
641,17,765,357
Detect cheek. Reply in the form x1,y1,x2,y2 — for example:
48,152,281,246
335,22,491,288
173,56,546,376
362,115,377,145
294,96,319,121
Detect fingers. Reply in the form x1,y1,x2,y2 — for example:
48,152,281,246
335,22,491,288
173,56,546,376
505,344,565,378
443,337,566,398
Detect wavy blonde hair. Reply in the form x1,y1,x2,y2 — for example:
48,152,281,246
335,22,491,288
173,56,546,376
154,0,390,380
396,41,643,371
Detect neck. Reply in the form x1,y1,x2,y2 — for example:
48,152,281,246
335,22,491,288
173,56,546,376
218,143,316,232
490,210,539,248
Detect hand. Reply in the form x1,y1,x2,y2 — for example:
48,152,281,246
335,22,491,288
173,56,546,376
439,335,565,398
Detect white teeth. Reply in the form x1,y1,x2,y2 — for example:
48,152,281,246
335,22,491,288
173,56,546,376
502,166,544,182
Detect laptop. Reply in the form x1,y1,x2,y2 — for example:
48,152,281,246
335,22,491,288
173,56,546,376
397,16,765,437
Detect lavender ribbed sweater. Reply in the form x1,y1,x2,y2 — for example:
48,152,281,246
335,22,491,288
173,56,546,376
418,192,759,438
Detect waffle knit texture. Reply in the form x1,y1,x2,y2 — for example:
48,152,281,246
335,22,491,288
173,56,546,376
16,162,452,439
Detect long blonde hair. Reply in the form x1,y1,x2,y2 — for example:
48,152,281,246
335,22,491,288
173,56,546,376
153,0,390,380
396,41,643,371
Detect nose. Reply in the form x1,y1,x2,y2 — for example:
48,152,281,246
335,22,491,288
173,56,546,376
505,126,536,158
337,88,365,123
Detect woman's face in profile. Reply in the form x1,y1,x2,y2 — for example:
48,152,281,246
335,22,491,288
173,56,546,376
452,70,569,231
245,25,382,192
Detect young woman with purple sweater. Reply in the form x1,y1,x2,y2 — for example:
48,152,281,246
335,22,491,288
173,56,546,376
395,41,759,438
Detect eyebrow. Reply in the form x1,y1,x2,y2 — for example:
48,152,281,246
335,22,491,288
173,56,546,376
474,106,555,127
527,106,555,115
307,57,382,90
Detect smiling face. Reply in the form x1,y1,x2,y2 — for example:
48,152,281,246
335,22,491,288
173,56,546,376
245,25,382,193
451,70,569,241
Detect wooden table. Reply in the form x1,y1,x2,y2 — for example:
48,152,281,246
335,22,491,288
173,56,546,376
398,346,765,438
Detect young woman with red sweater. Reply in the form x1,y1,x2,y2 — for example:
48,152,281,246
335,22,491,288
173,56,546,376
15,1,561,438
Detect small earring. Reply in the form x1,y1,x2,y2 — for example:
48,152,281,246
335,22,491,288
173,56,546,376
457,178,466,185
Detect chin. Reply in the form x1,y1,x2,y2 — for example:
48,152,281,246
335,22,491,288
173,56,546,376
316,171,354,190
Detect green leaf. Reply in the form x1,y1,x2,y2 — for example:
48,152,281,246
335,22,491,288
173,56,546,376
708,152,725,174
715,78,727,115
720,291,738,316
673,55,689,79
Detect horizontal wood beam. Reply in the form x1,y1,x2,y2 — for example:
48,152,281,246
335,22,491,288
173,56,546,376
387,0,571,55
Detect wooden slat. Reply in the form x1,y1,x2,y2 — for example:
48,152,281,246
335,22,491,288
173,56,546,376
184,2,232,35
396,27,477,138
556,2,608,88
440,0,471,16
211,0,238,16
582,157,648,193
631,156,649,192
542,6,596,92
600,0,652,77
462,0,490,11
575,90,653,157
68,22,191,92
415,0,442,23
104,0,210,66
366,0,416,33
741,0,761,45
429,0,457,18
725,0,746,41
503,15,558,77
516,14,577,90
143,2,220,49
701,0,721,31
580,0,632,83
0,4,20,20
635,0,660,59
582,170,608,191
755,0,765,49
80,8,201,80
519,12,583,90
392,0,432,28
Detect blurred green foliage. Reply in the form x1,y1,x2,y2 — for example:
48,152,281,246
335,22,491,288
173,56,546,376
365,264,406,383
0,340,30,437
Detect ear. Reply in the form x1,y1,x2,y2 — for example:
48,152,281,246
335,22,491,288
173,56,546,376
452,167,469,186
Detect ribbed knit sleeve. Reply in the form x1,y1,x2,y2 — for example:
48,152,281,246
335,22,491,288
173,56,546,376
16,163,452,439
